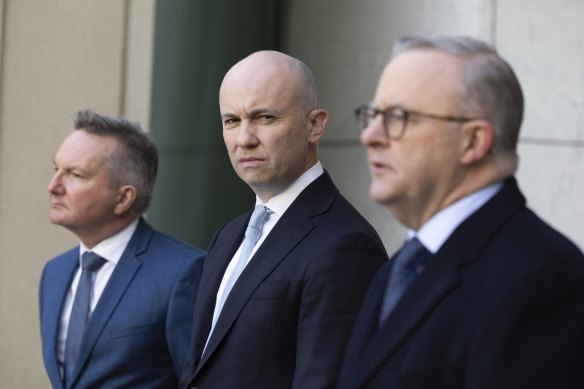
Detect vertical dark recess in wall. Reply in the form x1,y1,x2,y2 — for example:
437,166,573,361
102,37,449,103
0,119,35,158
148,0,282,248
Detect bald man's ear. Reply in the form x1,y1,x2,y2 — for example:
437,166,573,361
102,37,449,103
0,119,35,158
459,119,494,165
307,108,328,143
114,185,137,216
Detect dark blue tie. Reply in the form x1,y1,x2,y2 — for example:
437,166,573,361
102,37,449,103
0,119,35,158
64,252,106,385
379,237,431,325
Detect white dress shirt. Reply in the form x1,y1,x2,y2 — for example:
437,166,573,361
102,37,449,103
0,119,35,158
56,218,139,371
205,162,324,350
410,182,503,253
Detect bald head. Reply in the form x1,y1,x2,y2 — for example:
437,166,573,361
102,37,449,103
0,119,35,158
220,51,318,115
219,50,328,201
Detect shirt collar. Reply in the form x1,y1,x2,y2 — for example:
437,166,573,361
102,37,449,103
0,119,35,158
410,182,503,254
79,218,140,265
257,162,324,216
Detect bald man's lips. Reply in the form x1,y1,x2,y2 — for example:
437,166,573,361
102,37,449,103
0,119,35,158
239,157,264,168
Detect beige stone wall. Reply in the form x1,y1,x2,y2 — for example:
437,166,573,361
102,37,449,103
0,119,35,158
0,0,154,386
497,0,584,246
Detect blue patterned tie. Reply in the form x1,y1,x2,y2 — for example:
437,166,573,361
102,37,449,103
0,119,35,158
214,205,273,319
379,237,431,325
64,252,106,385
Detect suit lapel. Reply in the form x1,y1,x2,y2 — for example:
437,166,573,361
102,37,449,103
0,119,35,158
195,171,338,374
348,177,528,387
188,215,248,365
43,249,78,389
67,220,151,387
340,263,390,384
199,212,314,367
352,254,461,385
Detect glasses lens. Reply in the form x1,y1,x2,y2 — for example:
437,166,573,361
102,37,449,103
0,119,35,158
385,107,407,139
355,105,372,132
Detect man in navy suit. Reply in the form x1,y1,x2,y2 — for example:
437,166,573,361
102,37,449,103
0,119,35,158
338,35,584,388
180,51,387,388
40,109,205,388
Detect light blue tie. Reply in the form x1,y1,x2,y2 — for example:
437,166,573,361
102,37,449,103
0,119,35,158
215,205,272,317
64,252,106,385
379,237,430,326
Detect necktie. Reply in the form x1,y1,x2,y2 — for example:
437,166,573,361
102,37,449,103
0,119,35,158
64,252,106,385
214,205,272,323
379,237,430,325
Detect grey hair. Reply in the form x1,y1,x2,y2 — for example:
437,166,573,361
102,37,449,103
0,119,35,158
393,36,524,158
74,109,158,215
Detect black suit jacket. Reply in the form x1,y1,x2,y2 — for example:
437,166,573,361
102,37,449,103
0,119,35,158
338,177,584,388
40,218,205,389
181,171,387,388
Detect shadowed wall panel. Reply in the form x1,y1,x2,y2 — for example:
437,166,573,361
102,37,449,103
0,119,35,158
148,0,281,248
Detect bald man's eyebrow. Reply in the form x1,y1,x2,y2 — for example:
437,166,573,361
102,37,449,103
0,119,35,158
249,108,281,118
220,112,238,120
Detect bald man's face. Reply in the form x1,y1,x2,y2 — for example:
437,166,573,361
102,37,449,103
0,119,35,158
220,54,321,201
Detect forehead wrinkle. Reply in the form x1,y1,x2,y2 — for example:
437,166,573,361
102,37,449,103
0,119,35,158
248,107,281,116
376,50,463,111
220,76,296,118
61,132,116,171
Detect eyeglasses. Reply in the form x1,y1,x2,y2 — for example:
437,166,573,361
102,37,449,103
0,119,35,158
355,104,478,140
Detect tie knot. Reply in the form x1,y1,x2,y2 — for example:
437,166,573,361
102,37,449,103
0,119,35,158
248,205,273,230
378,237,431,325
82,252,106,272
398,237,426,265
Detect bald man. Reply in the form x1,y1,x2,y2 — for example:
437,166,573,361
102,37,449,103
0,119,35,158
180,51,387,388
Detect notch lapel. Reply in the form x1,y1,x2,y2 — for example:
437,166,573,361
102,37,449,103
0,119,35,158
65,221,151,388
351,255,460,387
188,216,248,364
197,212,314,372
196,171,338,375
347,178,527,387
41,249,78,389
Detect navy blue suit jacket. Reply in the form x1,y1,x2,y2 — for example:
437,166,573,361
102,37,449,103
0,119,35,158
39,218,205,389
181,171,387,388
338,178,584,388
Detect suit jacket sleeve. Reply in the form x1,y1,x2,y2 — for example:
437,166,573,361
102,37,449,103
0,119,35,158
294,231,386,388
166,251,205,378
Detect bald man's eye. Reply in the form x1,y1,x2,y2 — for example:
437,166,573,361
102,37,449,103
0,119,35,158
255,115,277,125
223,117,240,128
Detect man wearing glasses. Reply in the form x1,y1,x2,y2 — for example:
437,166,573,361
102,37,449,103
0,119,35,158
338,36,584,388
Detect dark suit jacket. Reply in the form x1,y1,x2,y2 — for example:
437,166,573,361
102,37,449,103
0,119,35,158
39,218,205,389
181,171,387,389
338,177,584,389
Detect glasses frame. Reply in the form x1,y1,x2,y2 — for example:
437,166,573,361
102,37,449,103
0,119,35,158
355,104,478,140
